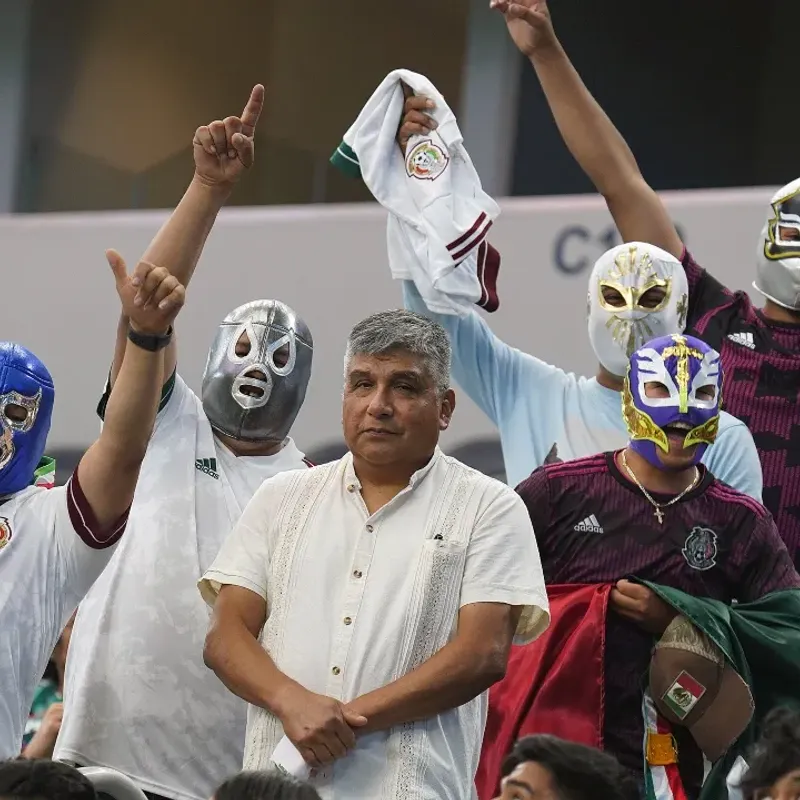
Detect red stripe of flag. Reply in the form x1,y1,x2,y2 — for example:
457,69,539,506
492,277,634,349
674,671,705,698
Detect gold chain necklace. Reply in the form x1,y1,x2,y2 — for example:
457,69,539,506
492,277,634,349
620,449,700,525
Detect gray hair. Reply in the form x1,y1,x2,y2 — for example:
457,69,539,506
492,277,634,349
344,309,451,395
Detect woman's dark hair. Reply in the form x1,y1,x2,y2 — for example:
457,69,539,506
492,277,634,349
0,758,97,800
502,735,639,800
740,706,800,798
214,771,321,800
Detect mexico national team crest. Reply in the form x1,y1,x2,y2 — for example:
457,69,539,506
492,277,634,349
682,526,717,571
0,517,12,551
406,139,449,181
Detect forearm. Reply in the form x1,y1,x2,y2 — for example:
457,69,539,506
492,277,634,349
99,339,165,467
141,175,230,289
347,641,503,733
530,41,641,196
204,618,300,714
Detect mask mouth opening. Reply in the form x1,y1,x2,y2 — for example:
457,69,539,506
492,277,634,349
662,422,691,436
238,369,267,399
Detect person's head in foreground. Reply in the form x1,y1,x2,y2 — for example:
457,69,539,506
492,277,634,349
493,735,638,800
740,707,800,800
201,300,313,455
622,333,722,475
754,177,800,317
342,309,455,480
0,759,97,800
213,771,321,800
587,242,689,387
0,343,55,498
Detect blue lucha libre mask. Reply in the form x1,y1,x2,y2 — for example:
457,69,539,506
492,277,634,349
621,334,722,469
0,342,55,495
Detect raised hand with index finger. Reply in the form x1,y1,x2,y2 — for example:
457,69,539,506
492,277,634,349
193,84,265,188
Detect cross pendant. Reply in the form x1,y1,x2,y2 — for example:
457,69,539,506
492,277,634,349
654,507,664,524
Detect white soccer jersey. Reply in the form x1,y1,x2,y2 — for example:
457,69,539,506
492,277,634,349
0,475,126,759
56,373,310,800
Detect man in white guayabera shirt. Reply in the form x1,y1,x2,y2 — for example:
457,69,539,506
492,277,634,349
55,86,314,800
199,309,550,800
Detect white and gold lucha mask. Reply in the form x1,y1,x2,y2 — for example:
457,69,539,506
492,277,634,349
753,177,800,310
587,242,689,376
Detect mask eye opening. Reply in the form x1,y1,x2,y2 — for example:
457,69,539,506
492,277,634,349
4,403,28,424
601,286,626,307
639,287,667,309
644,381,671,399
235,331,252,358
695,384,716,402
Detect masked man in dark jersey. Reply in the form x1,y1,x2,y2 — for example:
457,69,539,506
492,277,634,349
477,334,800,800
488,0,800,566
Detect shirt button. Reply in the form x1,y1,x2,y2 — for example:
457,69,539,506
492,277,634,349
353,570,363,579
332,666,341,675
366,524,374,532
343,616,352,625
347,484,356,493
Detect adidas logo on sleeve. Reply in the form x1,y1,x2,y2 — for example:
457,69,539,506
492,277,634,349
195,458,220,479
574,514,604,534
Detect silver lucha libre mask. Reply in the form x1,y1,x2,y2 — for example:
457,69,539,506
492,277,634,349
201,300,313,443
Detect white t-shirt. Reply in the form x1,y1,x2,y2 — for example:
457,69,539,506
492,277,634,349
0,475,126,759
200,448,550,800
55,374,310,800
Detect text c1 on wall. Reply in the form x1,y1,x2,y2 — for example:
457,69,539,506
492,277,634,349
553,223,686,276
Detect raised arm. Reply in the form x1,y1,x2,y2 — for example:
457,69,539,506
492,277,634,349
77,251,185,532
491,0,683,259
109,84,265,386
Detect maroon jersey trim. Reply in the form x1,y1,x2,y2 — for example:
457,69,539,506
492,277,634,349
67,468,129,550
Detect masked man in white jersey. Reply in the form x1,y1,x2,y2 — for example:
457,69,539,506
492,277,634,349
394,101,762,499
55,86,315,800
0,254,186,759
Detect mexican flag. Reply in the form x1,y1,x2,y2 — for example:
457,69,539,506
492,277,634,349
476,581,800,800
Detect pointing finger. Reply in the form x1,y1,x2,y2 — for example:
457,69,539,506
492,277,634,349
240,84,265,136
106,249,128,285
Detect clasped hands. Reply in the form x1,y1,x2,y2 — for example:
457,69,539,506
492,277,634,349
276,684,368,769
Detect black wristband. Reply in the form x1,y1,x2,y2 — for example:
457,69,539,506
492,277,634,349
127,325,173,352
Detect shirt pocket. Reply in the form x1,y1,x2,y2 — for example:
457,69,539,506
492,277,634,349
392,538,468,678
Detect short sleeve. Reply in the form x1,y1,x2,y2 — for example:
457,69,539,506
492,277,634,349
198,477,276,607
459,488,549,645
97,368,181,433
737,513,800,602
515,467,553,561
49,470,128,602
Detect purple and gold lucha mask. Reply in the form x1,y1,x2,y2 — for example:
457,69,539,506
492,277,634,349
622,334,722,469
